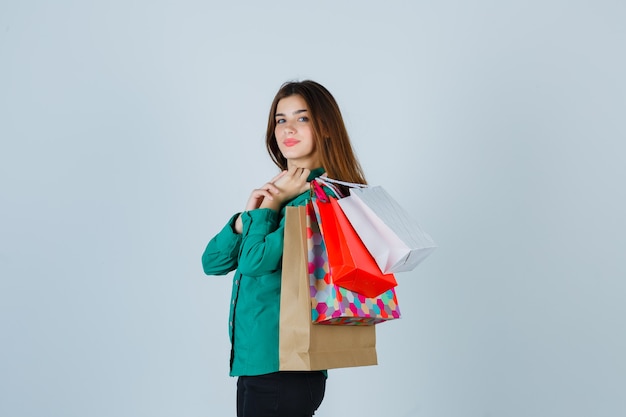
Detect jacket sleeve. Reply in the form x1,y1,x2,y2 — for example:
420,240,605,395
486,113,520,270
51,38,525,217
201,214,242,276
236,208,285,277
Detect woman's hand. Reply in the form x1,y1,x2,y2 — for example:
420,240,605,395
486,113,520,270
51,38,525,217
243,171,288,212
259,166,310,211
234,169,309,233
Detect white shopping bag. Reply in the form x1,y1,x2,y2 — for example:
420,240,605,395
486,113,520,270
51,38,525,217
332,184,437,273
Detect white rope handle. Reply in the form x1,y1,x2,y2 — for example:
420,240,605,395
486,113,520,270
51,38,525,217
313,177,343,198
316,176,368,189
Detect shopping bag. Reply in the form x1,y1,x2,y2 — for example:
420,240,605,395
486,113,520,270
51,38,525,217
279,206,378,371
306,203,401,325
313,195,397,297
319,177,437,273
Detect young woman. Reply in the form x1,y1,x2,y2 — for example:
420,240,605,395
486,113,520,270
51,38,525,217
202,80,366,417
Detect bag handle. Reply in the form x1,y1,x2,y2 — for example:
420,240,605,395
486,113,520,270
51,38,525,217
315,176,368,190
310,180,331,201
315,177,345,198
310,176,367,202
311,177,345,200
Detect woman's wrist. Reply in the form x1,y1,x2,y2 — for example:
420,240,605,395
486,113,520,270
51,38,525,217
259,196,282,212
234,214,243,234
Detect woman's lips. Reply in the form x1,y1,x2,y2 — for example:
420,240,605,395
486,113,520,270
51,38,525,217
283,138,300,147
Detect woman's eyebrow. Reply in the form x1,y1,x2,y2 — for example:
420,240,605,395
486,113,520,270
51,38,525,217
275,109,308,117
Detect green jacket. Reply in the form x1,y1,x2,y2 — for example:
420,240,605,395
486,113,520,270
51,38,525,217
202,168,325,376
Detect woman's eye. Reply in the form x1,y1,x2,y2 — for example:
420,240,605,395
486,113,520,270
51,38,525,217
298,116,309,122
276,118,285,124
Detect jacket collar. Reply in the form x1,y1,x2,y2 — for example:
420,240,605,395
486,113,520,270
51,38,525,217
308,167,325,182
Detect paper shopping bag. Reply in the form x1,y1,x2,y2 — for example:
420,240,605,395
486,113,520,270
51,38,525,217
306,203,401,325
337,185,437,273
313,196,397,298
279,206,378,371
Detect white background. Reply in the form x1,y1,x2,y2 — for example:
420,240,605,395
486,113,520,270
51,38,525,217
1,1,625,416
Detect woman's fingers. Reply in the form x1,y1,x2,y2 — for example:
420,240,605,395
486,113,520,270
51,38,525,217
287,166,310,179
277,167,310,185
254,187,277,201
297,167,310,181
270,170,288,183
259,171,289,196
264,182,281,196
245,169,313,211
244,188,276,211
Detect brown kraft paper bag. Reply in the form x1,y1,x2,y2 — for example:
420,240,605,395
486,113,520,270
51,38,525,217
279,205,378,370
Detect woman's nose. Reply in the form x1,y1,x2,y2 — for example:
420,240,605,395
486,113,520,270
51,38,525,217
283,123,295,134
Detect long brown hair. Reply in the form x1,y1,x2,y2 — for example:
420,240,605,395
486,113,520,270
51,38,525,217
265,80,367,184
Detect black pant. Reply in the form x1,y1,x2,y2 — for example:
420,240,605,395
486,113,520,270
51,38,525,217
236,371,326,417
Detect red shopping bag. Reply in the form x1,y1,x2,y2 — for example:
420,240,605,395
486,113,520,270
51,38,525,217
313,194,397,298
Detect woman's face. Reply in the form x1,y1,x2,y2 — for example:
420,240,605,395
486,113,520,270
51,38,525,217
274,94,319,169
